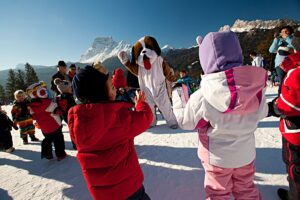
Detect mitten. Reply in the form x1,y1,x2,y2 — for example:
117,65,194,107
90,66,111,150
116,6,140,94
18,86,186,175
13,123,19,130
118,51,129,64
267,98,281,117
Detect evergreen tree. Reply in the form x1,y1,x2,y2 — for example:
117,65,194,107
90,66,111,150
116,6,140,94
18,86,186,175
6,69,17,101
0,84,6,104
25,63,39,87
15,69,26,91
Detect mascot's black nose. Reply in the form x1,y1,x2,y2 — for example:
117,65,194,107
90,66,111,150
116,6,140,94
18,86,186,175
143,54,149,60
142,50,146,54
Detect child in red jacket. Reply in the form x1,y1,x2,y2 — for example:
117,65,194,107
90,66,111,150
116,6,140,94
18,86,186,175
268,50,300,199
68,62,153,200
26,81,67,161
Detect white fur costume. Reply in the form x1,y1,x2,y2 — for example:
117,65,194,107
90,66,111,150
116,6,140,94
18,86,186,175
118,36,177,128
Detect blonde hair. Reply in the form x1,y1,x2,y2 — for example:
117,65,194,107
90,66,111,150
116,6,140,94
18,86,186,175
14,90,25,99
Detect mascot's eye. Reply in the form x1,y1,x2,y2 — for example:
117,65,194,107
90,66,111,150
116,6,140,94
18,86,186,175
145,44,152,50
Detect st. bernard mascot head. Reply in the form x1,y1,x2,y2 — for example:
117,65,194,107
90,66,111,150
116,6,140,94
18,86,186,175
131,36,161,70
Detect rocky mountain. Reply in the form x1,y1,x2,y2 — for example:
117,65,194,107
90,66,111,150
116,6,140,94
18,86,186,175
220,18,298,32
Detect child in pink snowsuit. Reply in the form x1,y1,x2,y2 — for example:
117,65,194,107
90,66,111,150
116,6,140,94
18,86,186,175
172,31,268,200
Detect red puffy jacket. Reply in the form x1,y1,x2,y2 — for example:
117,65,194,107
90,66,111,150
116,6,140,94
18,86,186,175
277,66,300,145
29,98,62,134
68,101,152,200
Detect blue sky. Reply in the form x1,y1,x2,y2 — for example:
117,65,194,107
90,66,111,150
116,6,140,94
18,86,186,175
0,0,300,70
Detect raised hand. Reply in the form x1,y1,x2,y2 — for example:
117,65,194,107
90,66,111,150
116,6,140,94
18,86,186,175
118,51,129,64
134,90,146,105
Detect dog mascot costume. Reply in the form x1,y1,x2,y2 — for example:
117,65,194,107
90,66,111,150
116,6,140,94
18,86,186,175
118,36,178,128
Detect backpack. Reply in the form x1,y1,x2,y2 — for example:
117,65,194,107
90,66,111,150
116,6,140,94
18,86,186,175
280,52,300,72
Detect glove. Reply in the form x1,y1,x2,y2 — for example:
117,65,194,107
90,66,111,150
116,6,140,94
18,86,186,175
13,122,18,130
118,51,129,64
267,97,281,117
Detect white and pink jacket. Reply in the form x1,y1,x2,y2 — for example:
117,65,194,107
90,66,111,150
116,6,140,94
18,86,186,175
172,66,269,168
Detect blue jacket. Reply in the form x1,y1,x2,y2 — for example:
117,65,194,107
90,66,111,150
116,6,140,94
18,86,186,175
269,35,294,68
177,76,193,94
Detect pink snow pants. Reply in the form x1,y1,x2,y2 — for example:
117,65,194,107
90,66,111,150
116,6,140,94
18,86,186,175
202,160,262,200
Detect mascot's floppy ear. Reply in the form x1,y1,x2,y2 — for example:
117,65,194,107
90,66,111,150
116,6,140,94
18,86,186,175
196,36,203,46
147,36,161,56
131,46,137,65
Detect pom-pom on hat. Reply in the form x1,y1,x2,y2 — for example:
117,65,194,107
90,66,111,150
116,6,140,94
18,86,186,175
112,68,126,89
72,65,109,103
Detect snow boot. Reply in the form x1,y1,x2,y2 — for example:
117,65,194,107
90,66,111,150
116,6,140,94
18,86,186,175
57,154,68,161
30,135,39,142
23,138,29,145
277,188,289,200
169,124,178,129
5,147,15,153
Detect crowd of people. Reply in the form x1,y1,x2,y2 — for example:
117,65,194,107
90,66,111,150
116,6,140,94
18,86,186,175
0,26,300,200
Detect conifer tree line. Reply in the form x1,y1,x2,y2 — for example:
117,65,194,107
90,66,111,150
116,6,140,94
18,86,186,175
0,63,39,103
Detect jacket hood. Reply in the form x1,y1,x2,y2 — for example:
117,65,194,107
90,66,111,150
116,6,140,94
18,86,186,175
198,31,243,74
200,66,267,114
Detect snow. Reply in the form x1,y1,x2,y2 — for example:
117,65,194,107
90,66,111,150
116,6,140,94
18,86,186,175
79,37,131,64
0,86,288,200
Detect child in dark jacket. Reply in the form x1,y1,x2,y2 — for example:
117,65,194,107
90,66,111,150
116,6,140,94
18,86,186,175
0,104,17,153
26,81,67,161
11,90,39,144
53,77,77,150
53,78,76,123
68,62,153,200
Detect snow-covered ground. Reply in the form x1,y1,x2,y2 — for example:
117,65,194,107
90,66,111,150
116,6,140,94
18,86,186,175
0,86,287,200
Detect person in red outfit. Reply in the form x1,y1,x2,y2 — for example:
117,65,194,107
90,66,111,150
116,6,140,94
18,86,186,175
26,81,67,161
112,67,135,103
68,62,153,200
268,32,300,200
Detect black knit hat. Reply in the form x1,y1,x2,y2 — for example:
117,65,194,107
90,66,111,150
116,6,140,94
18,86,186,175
69,64,76,69
72,65,109,103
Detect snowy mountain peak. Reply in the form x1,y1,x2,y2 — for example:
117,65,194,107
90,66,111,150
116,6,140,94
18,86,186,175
219,18,300,32
80,37,174,63
161,45,174,52
80,37,131,64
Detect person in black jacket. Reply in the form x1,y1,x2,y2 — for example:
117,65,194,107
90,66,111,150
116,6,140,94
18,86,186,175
51,60,70,97
0,104,17,153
